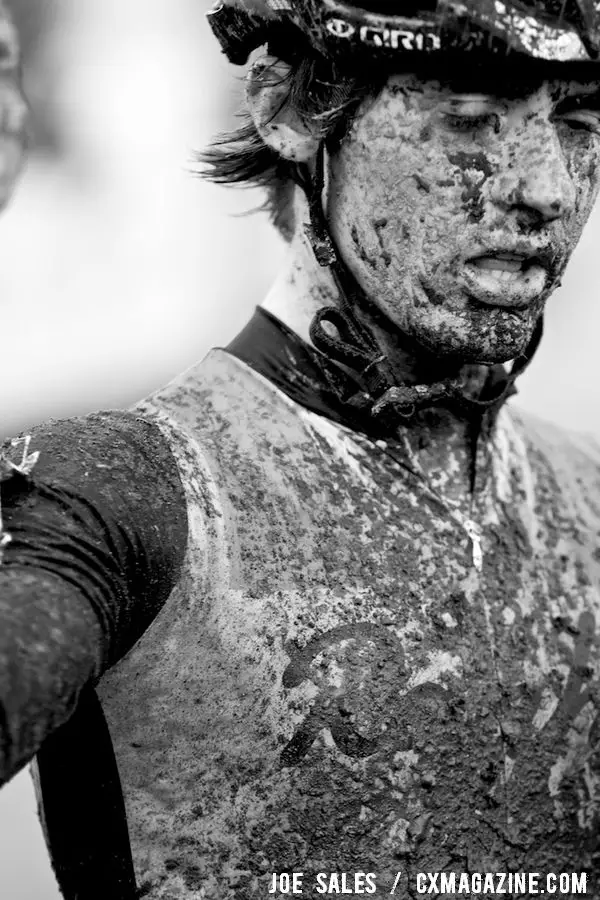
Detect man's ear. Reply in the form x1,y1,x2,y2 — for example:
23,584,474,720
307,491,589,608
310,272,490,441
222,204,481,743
245,56,321,163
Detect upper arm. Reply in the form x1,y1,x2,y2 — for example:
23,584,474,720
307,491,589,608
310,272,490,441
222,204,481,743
0,409,188,783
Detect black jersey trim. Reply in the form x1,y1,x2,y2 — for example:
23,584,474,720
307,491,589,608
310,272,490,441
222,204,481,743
226,306,517,435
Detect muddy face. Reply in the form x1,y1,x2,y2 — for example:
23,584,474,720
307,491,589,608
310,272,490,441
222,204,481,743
326,65,600,363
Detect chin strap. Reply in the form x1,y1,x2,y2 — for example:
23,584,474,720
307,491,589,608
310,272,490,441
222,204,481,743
295,146,543,433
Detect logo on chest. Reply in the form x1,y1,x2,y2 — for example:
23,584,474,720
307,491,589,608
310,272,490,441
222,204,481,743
278,612,599,817
280,623,453,767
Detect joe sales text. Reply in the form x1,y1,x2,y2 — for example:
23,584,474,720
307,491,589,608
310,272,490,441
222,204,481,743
269,873,377,894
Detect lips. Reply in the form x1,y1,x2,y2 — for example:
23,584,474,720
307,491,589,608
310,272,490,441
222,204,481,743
462,248,553,308
472,253,529,273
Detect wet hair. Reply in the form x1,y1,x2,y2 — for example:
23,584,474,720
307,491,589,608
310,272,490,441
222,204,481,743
197,46,384,241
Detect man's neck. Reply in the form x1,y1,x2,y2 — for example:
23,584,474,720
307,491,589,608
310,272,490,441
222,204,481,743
261,228,337,345
260,225,496,507
262,227,490,388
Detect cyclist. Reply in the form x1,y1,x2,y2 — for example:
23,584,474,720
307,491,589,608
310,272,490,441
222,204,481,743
1,2,599,897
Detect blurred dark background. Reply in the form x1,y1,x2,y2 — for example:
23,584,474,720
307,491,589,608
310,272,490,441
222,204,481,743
9,0,63,155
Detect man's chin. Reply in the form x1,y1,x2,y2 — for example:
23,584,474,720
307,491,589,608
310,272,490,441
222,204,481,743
456,342,532,366
409,307,543,367
405,278,544,361
453,326,540,366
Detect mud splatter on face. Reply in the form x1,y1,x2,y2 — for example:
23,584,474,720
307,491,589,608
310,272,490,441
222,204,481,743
446,151,495,224
326,68,600,364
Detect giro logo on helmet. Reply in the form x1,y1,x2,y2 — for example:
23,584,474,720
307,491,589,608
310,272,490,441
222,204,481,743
325,16,442,51
207,0,600,65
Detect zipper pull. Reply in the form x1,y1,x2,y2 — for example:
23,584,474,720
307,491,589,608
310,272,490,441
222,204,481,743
464,519,483,572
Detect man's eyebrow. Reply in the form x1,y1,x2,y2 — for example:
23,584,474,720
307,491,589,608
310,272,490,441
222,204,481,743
569,81,600,97
443,58,600,99
442,64,539,99
550,80,600,106
443,76,600,111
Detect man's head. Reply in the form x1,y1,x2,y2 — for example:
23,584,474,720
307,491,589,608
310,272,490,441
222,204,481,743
206,1,600,366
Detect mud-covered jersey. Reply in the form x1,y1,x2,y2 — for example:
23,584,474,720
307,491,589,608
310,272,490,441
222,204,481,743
0,350,599,899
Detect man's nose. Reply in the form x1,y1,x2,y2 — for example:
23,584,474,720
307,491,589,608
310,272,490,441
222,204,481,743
490,123,576,226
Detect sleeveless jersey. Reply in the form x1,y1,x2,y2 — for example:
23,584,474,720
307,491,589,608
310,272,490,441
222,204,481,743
97,350,600,898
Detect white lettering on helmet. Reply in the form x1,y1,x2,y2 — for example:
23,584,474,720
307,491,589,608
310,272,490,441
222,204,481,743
394,30,416,50
360,25,386,48
326,17,356,39
326,17,442,52
359,26,418,50
360,26,441,51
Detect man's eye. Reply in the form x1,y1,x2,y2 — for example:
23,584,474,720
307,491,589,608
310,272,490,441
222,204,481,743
443,113,500,133
558,109,600,134
439,96,503,134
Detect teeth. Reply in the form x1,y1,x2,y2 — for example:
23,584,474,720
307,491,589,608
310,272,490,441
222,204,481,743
473,268,523,283
463,260,548,308
495,269,521,282
473,256,524,273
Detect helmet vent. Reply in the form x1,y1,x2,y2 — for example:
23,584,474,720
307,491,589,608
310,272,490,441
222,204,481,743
516,0,600,55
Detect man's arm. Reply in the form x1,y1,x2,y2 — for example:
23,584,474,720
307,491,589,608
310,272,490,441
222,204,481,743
0,8,190,788
0,411,188,785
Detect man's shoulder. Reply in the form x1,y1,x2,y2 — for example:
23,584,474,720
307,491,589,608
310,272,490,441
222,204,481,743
1,409,177,491
506,403,600,495
140,348,326,453
0,409,189,580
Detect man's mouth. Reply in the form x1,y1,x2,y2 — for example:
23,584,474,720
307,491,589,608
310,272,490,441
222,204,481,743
463,251,550,308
